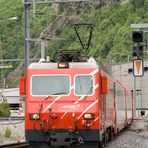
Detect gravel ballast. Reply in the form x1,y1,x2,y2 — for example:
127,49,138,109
1,122,148,148
0,121,25,144
107,130,148,148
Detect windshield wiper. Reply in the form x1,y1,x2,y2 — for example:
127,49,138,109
51,92,67,95
44,92,67,100
75,85,93,104
83,85,93,100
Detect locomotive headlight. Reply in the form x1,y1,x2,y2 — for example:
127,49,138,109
30,113,40,120
83,113,94,120
58,62,69,68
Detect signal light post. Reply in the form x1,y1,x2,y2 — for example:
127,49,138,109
131,23,148,118
132,30,144,119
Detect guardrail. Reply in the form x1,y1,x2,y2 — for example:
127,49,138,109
0,116,24,124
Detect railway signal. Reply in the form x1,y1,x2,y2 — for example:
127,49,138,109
132,31,143,59
132,30,144,77
133,59,144,77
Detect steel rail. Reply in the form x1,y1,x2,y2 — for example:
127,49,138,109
0,141,29,148
0,116,24,121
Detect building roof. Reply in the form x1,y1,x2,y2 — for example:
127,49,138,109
0,88,19,97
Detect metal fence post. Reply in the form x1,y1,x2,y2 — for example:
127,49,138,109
134,77,136,118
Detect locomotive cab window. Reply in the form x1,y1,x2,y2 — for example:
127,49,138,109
31,75,70,96
75,75,93,96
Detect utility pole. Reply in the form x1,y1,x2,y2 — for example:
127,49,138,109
24,0,94,75
24,0,30,75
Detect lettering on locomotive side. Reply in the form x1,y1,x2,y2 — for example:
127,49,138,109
62,105,80,110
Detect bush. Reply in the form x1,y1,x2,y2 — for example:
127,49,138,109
4,127,11,138
0,102,11,117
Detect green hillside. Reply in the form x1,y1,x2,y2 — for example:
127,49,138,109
0,0,148,87
47,0,148,64
0,0,56,86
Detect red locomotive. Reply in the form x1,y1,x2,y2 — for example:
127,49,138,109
20,24,134,147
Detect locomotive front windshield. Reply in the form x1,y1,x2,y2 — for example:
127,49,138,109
31,75,70,96
75,75,93,96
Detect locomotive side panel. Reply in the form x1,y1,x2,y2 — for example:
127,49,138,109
105,76,114,127
99,66,114,129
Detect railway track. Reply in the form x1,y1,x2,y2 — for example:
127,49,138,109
0,116,24,125
0,141,29,148
0,116,24,121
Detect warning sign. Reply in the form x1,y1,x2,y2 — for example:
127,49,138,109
133,59,144,77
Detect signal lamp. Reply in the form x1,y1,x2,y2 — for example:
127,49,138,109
58,62,69,68
132,31,143,42
83,113,94,120
29,113,40,120
133,45,143,58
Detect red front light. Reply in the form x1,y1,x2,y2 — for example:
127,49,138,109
50,113,58,119
86,123,91,128
82,120,91,128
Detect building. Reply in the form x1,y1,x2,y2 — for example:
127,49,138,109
0,88,21,109
112,60,148,117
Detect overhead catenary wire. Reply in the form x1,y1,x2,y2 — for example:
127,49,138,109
24,0,93,5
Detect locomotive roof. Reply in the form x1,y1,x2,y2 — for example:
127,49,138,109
28,57,99,69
